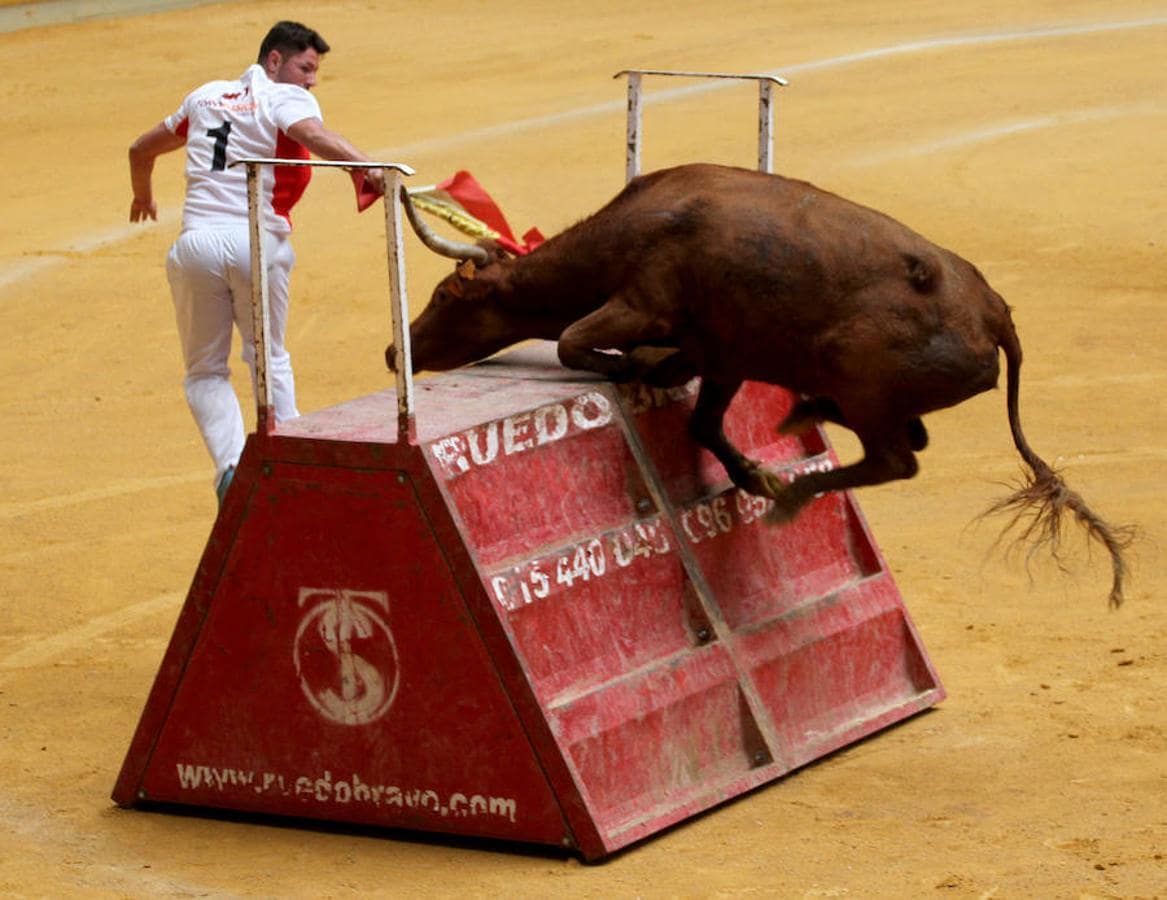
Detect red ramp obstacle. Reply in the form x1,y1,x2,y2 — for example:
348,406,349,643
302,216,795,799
113,342,943,860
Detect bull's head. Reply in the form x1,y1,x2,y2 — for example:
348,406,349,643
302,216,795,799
387,187,520,373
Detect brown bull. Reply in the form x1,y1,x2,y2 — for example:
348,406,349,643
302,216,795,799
389,163,1133,606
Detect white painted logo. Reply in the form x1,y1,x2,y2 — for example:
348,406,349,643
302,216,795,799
294,589,400,726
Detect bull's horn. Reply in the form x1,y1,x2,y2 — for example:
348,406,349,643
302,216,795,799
399,186,490,265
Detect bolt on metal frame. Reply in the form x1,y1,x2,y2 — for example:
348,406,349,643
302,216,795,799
614,69,789,181
232,158,418,443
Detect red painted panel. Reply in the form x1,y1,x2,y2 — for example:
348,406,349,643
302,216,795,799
138,464,568,844
736,577,935,767
426,389,651,565
552,646,764,834
484,516,699,705
685,487,880,629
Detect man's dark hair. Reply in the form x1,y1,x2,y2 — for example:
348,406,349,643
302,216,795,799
257,21,330,63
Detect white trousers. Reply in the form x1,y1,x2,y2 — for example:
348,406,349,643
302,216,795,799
166,227,299,484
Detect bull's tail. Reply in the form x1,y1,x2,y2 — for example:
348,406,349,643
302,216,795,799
984,314,1135,607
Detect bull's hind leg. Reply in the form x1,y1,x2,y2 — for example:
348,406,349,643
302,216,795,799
766,428,920,523
557,297,672,381
777,396,845,436
907,418,929,451
778,398,928,451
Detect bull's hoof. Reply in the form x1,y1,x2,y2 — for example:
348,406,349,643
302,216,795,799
763,489,805,525
752,472,812,524
736,464,786,501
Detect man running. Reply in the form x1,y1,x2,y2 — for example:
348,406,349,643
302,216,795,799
129,20,384,505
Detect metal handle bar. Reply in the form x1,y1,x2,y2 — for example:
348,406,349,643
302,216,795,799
613,69,789,182
231,158,418,444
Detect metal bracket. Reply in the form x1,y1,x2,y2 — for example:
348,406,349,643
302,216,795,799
231,159,418,443
613,69,789,182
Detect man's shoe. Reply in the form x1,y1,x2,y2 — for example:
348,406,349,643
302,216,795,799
216,465,236,507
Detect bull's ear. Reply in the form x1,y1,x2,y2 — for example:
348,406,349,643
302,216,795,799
456,259,477,281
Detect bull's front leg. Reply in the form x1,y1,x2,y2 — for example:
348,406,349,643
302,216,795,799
633,347,698,387
690,378,787,500
557,295,671,381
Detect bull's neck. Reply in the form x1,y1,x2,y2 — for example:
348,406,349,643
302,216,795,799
500,234,615,323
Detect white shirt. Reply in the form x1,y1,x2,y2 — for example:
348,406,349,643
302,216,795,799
165,64,321,236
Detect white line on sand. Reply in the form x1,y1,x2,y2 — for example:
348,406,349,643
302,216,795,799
2,17,1163,291
0,591,181,671
0,471,206,519
845,101,1166,167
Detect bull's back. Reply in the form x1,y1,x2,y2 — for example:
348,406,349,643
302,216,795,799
624,165,942,300
634,165,1005,401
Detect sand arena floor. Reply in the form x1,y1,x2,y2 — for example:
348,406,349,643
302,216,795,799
1,1,1164,896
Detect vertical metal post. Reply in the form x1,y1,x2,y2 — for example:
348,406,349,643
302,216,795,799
245,162,275,435
383,170,416,444
236,157,415,443
625,71,643,184
616,69,787,178
757,79,775,174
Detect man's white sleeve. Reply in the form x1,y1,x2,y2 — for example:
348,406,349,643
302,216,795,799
272,86,323,132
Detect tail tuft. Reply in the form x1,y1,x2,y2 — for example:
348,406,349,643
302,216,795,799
982,461,1137,608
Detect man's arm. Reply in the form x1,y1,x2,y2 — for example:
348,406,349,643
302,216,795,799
129,122,186,222
286,117,387,195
